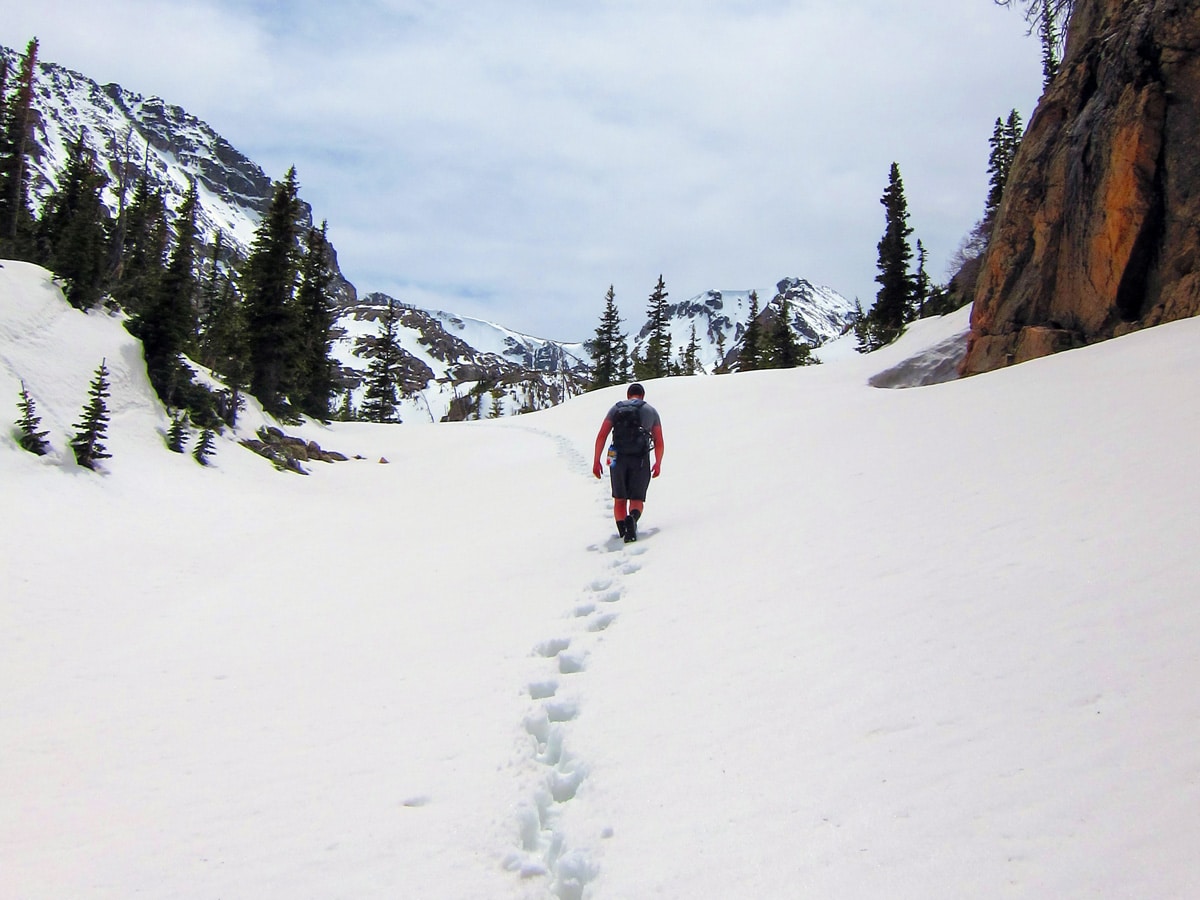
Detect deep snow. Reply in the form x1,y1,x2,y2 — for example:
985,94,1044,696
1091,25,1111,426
2,261,1198,898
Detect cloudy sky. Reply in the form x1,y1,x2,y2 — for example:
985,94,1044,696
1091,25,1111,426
4,1,1044,340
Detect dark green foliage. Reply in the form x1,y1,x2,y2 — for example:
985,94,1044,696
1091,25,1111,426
244,167,303,414
361,299,403,423
0,38,39,257
587,285,627,390
1040,0,1060,87
637,275,671,380
768,296,803,368
33,136,112,310
737,291,764,371
109,175,168,314
129,180,199,406
15,382,50,455
70,360,112,470
680,323,701,375
985,111,1023,224
193,428,216,466
197,234,249,395
166,412,189,453
857,162,915,351
291,221,336,419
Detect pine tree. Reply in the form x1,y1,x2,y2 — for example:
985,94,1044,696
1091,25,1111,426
15,382,50,455
1040,0,1060,88
0,38,39,257
639,275,671,380
985,111,1024,225
130,180,199,406
868,162,915,348
193,428,216,466
769,296,802,368
33,135,112,310
166,412,189,453
291,221,336,419
244,166,303,414
198,235,248,391
361,299,403,423
109,174,168,315
588,285,625,390
682,322,701,375
738,291,764,371
914,239,930,319
71,360,112,470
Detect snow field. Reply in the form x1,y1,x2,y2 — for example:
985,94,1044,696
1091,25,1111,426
3,263,1199,898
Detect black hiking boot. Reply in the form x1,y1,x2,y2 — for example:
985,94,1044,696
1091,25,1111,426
623,509,640,543
617,519,628,539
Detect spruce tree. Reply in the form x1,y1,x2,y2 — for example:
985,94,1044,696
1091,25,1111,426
15,382,50,455
588,285,625,390
361,299,403,423
0,38,38,257
193,428,216,466
738,291,763,371
639,275,671,380
130,180,199,406
682,322,701,375
71,360,112,470
166,413,189,453
291,221,336,419
914,239,930,319
769,296,802,368
244,167,303,414
109,174,168,315
868,162,915,348
33,135,112,310
1040,0,1060,88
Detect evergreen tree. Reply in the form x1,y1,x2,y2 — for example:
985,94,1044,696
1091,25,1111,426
737,291,764,371
868,162,915,348
291,221,336,419
193,427,216,466
166,412,189,453
361,298,403,423
198,235,248,391
129,180,199,406
588,285,625,390
244,166,303,414
769,296,802,368
985,111,1024,224
109,174,168,314
682,322,701,375
15,382,50,455
914,239,930,319
639,275,671,380
1040,0,1060,88
0,38,39,257
70,360,112,470
33,135,112,310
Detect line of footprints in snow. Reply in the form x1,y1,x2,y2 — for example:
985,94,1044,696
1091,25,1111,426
504,436,650,899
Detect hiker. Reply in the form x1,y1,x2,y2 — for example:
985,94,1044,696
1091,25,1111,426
592,382,664,542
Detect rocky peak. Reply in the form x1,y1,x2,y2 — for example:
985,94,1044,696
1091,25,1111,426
962,0,1200,375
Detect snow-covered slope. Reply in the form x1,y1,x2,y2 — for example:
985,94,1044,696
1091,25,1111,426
5,235,1198,898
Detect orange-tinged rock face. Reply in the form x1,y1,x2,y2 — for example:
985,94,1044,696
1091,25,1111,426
962,0,1199,377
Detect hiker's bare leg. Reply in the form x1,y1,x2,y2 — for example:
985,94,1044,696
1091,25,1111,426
613,499,628,522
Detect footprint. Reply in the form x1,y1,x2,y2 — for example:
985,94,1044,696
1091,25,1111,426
619,561,641,575
572,602,596,618
529,680,558,700
587,613,617,633
534,637,571,658
597,589,622,604
545,698,580,723
588,577,613,592
558,649,587,674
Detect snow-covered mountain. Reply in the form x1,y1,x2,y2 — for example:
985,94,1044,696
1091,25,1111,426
633,277,857,372
9,43,857,417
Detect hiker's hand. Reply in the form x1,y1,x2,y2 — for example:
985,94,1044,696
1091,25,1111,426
593,460,603,478
652,461,661,478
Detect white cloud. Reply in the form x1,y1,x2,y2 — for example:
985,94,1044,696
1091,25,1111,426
2,0,1044,338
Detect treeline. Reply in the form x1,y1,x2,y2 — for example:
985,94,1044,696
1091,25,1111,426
1,38,340,431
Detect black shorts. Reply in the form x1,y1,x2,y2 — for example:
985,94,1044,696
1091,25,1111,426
610,454,652,501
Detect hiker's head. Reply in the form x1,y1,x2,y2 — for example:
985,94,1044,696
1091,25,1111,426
627,383,645,399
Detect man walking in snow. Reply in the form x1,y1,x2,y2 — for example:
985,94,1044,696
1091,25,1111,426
592,383,664,542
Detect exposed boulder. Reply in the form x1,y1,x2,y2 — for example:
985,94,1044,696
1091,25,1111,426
962,0,1200,376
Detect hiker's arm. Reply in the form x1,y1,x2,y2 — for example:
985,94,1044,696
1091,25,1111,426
651,424,664,477
592,419,613,478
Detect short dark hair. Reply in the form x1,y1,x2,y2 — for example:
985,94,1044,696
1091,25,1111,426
627,383,645,397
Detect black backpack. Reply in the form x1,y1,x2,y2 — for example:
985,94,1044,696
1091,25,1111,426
611,400,651,457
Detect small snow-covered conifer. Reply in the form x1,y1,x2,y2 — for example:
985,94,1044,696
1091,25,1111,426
193,428,216,466
15,382,50,455
70,360,112,470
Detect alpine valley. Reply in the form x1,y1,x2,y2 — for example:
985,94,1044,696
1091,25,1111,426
6,45,857,423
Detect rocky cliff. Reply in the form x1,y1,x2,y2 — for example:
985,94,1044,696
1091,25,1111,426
962,0,1200,375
